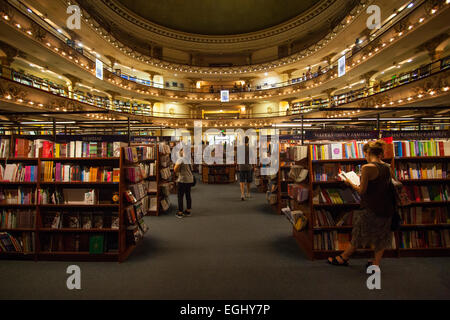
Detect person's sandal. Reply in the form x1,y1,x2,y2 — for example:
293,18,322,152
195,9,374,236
327,255,349,266
184,210,191,217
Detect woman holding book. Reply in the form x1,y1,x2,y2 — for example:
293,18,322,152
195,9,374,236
328,140,395,268
174,149,194,218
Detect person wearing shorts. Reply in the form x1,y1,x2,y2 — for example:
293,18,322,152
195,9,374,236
238,137,253,201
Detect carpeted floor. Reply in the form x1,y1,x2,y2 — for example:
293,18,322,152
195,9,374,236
1,178,449,300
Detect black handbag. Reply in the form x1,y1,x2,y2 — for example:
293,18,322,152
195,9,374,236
388,180,402,231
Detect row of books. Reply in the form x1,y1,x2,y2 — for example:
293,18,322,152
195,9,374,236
401,185,449,203
283,146,308,161
0,187,35,204
41,162,120,182
14,138,125,158
0,164,38,182
124,146,156,163
313,163,362,182
0,232,35,253
395,162,447,180
313,231,397,251
40,233,118,253
125,182,149,203
393,140,450,157
314,209,359,227
313,231,351,251
42,211,119,229
399,207,449,225
0,210,35,229
125,163,156,183
0,139,10,158
287,184,309,202
314,187,361,205
311,141,388,161
398,230,450,249
38,188,97,205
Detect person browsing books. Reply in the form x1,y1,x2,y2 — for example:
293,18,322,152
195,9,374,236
238,136,253,201
174,149,194,218
328,140,395,268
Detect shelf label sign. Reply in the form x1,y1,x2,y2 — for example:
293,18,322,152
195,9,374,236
96,59,103,80
221,90,230,102
338,55,346,77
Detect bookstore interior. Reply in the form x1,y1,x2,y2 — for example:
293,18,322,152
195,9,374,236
0,0,449,301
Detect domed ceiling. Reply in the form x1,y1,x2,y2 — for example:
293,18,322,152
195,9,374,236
114,0,321,35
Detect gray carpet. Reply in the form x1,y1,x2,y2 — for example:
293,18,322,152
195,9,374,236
1,178,450,300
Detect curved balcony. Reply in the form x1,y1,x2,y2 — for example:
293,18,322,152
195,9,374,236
1,56,449,127
0,0,448,103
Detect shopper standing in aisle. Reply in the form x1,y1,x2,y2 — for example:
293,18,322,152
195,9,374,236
174,149,194,218
328,140,395,268
238,136,253,201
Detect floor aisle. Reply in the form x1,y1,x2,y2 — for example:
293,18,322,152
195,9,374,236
0,179,450,299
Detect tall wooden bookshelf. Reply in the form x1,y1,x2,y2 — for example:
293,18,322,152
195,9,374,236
291,140,450,260
0,135,145,262
202,164,236,184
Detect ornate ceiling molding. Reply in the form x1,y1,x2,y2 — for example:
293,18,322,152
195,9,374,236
72,0,369,72
98,0,338,44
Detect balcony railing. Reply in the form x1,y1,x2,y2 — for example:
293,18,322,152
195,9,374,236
1,55,449,120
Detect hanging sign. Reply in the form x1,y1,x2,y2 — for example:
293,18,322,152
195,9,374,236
338,55,346,77
305,130,378,141
382,130,450,140
95,59,103,80
220,90,230,102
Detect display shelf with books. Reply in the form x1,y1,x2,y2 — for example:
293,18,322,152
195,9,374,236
0,140,149,262
158,142,173,214
292,138,450,260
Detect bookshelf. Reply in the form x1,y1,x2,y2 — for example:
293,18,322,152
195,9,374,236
158,142,173,214
290,139,450,260
0,136,148,262
202,164,236,184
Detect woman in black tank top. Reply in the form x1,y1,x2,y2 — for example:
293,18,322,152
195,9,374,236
328,140,394,268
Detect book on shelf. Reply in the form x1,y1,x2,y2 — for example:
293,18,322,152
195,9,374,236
286,146,308,161
338,171,361,186
393,140,450,157
0,163,37,182
399,230,450,249
282,207,307,231
0,232,35,253
89,235,104,254
0,209,35,229
126,163,156,183
395,162,447,180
